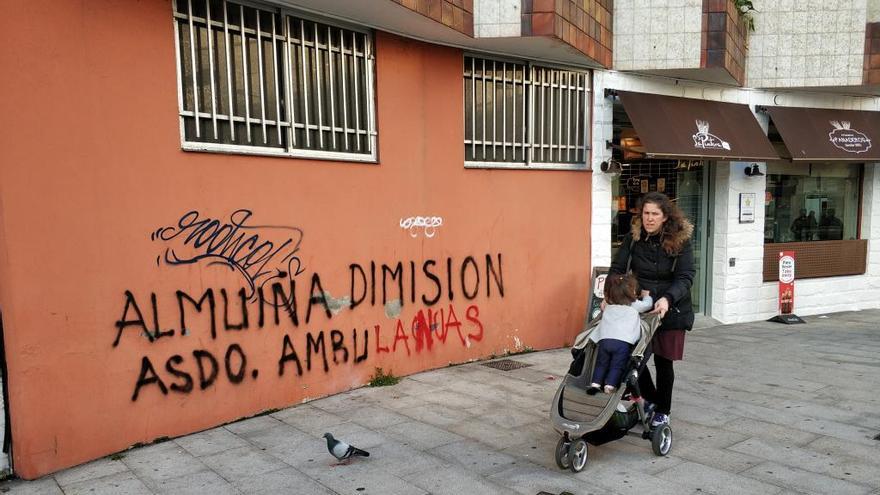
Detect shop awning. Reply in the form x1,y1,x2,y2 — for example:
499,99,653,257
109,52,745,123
763,106,880,161
616,91,778,161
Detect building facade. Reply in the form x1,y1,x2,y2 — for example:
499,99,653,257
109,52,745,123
0,0,606,478
592,0,880,324
0,0,879,480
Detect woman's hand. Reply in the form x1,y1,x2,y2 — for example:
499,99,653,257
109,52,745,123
651,297,669,318
600,300,607,311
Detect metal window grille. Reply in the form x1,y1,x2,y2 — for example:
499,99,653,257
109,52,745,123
464,56,589,168
173,0,377,161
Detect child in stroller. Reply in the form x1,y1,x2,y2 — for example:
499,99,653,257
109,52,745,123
587,273,652,395
549,279,671,472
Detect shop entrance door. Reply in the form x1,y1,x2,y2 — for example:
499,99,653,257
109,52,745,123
675,162,711,314
611,160,712,314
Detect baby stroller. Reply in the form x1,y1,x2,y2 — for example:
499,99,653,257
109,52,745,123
549,311,671,472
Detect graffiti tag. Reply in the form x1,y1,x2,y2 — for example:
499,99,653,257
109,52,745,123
400,216,443,238
152,209,305,300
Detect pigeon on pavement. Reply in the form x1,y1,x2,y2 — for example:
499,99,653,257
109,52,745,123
323,432,370,463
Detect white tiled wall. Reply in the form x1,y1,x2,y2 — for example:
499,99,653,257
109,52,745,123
591,70,880,323
473,0,521,37
868,0,880,22
613,0,703,71
746,0,868,88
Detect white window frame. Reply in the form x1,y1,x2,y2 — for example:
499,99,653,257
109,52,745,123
463,54,591,171
172,0,378,162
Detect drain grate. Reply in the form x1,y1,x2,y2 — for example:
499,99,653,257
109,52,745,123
482,359,532,371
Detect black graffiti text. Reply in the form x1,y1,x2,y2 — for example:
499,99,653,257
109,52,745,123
152,209,305,299
348,253,504,310
131,343,251,401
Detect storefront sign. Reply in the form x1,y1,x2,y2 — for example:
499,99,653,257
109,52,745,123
739,193,755,223
692,120,731,151
778,251,795,314
586,267,610,323
828,120,872,154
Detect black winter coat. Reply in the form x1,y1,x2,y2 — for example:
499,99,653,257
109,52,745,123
610,230,697,331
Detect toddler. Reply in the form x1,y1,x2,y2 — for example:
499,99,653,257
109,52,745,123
588,273,652,394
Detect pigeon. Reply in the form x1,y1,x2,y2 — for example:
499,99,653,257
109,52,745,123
323,432,370,463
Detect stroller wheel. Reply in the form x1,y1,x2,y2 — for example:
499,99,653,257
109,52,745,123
568,438,589,472
652,424,672,456
554,437,571,469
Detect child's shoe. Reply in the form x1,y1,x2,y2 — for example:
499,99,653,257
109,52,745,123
586,383,601,395
603,385,616,394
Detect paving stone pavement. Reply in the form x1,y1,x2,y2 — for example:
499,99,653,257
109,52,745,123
2,310,880,494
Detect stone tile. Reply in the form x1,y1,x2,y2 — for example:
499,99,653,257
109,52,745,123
401,464,510,495
504,366,561,384
305,460,429,495
806,436,880,468
152,470,238,494
671,419,751,449
222,415,284,436
120,441,208,488
671,442,764,474
401,402,476,427
327,439,448,478
381,420,464,450
742,461,872,495
656,461,784,495
487,464,613,495
53,457,130,487
448,418,524,450
174,427,250,457
670,397,736,427
62,472,152,495
346,405,412,430
570,461,697,495
368,393,428,412
728,438,880,487
471,405,542,429
420,390,482,409
270,404,349,436
500,423,570,471
233,467,336,495
234,423,312,452
586,433,685,475
444,378,546,411
432,439,519,475
0,477,64,495
721,417,820,446
260,431,328,469
200,446,289,481
774,399,875,427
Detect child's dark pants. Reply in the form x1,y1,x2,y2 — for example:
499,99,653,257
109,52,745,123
591,338,632,387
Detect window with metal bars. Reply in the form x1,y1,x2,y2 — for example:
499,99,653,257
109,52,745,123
173,0,377,161
464,56,590,169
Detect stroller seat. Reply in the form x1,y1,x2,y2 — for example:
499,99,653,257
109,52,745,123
553,313,661,431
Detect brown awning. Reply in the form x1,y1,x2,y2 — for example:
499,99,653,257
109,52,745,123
617,91,778,161
764,106,880,161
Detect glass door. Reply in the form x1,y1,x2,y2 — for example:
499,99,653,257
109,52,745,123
610,159,711,314
675,162,711,313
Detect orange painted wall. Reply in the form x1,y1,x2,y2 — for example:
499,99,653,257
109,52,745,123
0,0,592,479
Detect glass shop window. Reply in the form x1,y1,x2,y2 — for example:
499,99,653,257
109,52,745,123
764,163,861,243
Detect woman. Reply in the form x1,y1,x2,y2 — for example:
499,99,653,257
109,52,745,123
610,192,696,427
